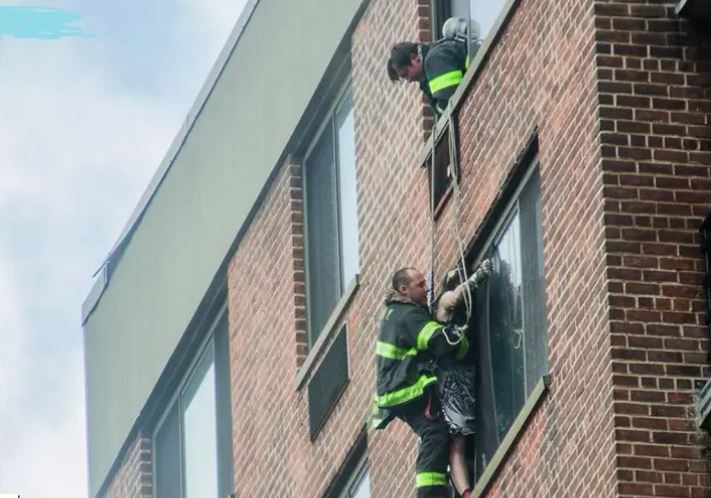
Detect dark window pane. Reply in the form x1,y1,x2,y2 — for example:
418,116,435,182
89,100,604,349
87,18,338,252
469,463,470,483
519,171,547,394
305,122,340,344
428,130,452,212
488,213,525,440
155,403,182,498
308,325,349,438
214,313,234,498
336,92,360,287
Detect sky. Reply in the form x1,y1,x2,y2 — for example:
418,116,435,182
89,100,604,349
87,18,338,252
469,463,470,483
0,0,248,496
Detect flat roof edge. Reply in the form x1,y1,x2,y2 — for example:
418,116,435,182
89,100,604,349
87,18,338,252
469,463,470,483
81,0,261,325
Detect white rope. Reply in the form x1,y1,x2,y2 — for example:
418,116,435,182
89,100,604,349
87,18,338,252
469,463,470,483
447,115,474,324
428,115,437,310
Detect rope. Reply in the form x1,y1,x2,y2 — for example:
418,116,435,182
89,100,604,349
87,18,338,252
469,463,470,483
448,114,474,324
429,107,475,326
428,114,437,309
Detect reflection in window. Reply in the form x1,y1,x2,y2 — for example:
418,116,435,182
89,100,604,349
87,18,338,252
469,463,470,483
349,469,370,498
473,166,546,474
183,360,218,498
336,93,360,292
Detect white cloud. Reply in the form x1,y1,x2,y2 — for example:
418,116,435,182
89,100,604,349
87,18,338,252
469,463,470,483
176,0,250,52
0,39,175,498
0,1,248,496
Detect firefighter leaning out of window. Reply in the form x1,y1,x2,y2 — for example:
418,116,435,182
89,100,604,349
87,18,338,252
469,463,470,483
387,17,477,115
373,262,491,498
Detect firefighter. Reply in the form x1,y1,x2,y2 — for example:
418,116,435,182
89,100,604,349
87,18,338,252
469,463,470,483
386,17,473,114
373,266,488,498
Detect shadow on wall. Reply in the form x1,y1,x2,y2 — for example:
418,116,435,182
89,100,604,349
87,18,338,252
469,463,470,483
0,6,94,39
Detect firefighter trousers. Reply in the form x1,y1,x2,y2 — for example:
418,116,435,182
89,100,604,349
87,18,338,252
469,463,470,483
398,397,451,498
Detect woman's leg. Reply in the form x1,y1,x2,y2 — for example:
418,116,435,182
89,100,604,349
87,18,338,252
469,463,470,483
449,435,471,495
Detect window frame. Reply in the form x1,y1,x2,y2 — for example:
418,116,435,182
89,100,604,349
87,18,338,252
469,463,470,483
152,303,233,498
472,159,538,259
463,152,549,496
302,78,360,348
323,431,369,498
339,453,369,498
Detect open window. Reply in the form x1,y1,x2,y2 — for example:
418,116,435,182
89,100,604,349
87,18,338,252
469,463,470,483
431,0,513,60
424,115,459,218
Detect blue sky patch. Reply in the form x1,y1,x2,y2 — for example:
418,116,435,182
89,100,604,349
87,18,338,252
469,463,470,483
0,6,94,39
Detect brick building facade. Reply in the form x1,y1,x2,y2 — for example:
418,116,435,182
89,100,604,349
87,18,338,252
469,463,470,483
85,0,711,497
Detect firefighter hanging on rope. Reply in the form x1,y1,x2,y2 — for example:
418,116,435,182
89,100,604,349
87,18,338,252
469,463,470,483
372,261,491,498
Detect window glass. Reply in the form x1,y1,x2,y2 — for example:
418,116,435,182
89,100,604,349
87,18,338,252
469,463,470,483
472,167,547,475
468,0,508,41
304,85,360,346
432,0,510,59
153,309,232,498
336,92,360,287
214,312,234,498
183,355,218,498
350,469,370,498
487,212,525,440
305,121,341,343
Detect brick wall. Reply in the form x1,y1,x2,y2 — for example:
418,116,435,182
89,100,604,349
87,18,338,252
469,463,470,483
230,0,618,495
356,0,619,495
595,1,711,496
102,434,152,498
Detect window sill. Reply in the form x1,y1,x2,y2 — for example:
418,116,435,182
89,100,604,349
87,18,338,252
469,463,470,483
472,375,550,498
294,275,360,391
419,0,523,166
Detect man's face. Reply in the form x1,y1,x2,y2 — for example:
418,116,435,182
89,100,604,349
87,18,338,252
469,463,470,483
399,269,428,306
396,53,423,82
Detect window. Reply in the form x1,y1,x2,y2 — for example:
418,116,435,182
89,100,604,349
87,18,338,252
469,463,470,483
308,324,350,438
340,465,370,498
431,0,510,57
154,309,233,498
304,84,360,345
425,116,458,217
470,162,547,474
324,440,370,498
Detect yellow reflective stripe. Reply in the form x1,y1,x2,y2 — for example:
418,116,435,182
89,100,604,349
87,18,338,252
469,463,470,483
377,341,417,360
428,69,463,94
456,335,470,360
376,374,437,407
416,471,448,487
465,55,470,70
417,321,441,350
